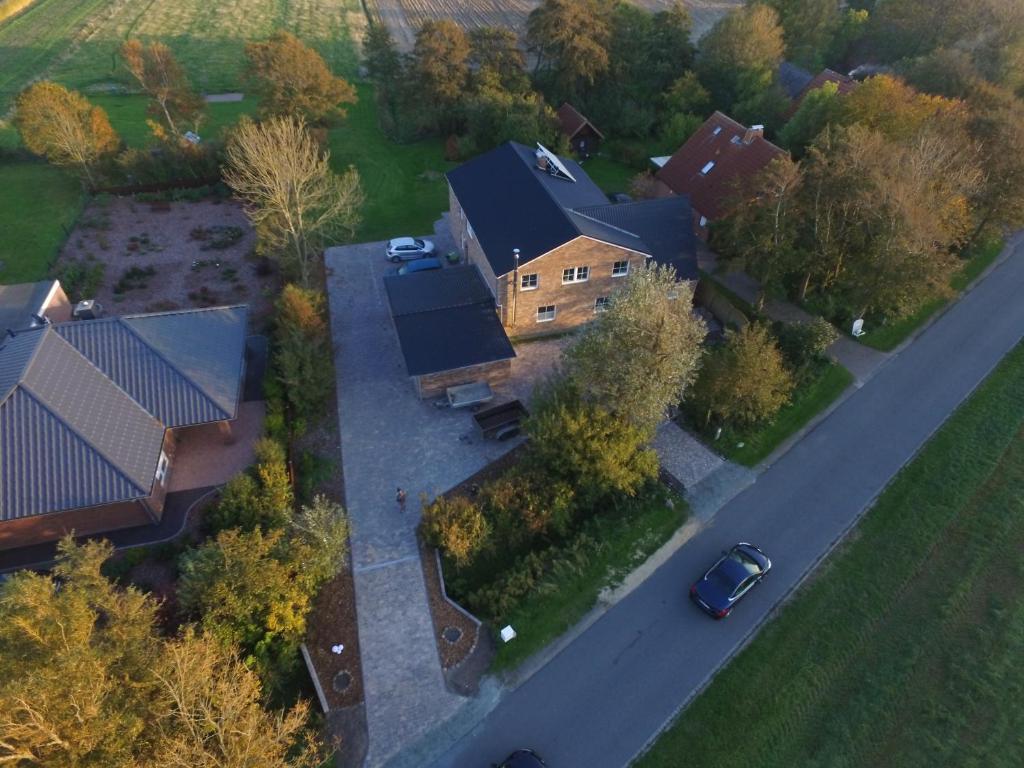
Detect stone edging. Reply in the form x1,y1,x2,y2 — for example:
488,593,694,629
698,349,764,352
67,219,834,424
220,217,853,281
433,547,485,672
300,642,331,713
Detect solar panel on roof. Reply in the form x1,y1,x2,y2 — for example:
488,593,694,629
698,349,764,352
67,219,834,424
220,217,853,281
535,143,576,183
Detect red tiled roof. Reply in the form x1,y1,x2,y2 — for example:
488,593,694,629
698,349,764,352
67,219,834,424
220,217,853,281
655,112,787,221
789,69,858,115
557,102,604,140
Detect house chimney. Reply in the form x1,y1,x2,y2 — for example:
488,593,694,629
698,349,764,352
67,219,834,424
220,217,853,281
535,149,550,172
743,125,765,144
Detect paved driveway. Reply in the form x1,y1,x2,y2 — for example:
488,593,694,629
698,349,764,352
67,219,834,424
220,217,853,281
325,241,521,767
424,236,1024,767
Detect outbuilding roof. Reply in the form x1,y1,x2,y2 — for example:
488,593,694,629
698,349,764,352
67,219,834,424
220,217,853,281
384,266,515,378
557,102,604,140
0,305,248,522
777,61,814,100
655,112,787,221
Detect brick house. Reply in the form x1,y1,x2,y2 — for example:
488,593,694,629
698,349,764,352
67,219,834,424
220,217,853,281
0,305,248,551
0,279,72,334
778,62,857,118
655,112,788,239
447,142,698,339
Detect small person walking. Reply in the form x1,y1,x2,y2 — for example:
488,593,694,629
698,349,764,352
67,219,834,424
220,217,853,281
396,487,407,513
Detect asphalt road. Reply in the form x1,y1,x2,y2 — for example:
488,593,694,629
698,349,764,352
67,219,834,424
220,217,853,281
430,235,1024,768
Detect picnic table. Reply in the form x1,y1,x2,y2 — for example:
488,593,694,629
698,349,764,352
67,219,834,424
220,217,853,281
473,400,528,441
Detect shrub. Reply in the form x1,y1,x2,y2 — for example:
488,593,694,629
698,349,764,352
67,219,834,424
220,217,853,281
774,317,838,374
274,284,333,424
479,466,575,547
421,495,490,567
205,438,292,533
51,258,104,302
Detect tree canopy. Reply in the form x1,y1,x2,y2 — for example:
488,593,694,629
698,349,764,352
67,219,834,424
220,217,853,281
696,4,785,111
527,0,614,100
121,40,204,143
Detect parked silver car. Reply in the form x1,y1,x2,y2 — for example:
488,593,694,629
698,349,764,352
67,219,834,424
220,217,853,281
386,237,435,262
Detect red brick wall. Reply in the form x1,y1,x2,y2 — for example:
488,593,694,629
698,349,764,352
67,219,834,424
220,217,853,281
0,500,157,551
415,359,512,399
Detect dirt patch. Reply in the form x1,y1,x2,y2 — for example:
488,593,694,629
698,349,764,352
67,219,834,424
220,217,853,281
306,566,364,710
56,196,279,331
421,544,477,669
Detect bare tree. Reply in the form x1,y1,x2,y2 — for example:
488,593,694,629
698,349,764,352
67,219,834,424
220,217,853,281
13,81,119,186
222,116,363,287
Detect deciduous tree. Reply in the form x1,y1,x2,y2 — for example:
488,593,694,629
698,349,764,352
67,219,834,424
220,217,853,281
688,324,794,428
290,494,351,585
696,4,785,110
223,116,363,287
410,19,471,131
245,30,357,123
274,283,334,420
420,495,490,566
527,0,613,100
363,22,405,130
121,40,204,142
461,71,561,154
778,79,844,154
14,81,119,185
564,263,705,435
469,26,529,93
764,0,842,70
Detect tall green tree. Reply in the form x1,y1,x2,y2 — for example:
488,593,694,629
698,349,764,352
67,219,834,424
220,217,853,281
461,70,561,154
564,263,705,435
778,79,844,154
966,95,1024,238
363,21,405,130
696,4,785,110
469,26,529,93
410,19,471,132
765,0,842,70
274,283,334,422
527,0,613,100
121,39,204,143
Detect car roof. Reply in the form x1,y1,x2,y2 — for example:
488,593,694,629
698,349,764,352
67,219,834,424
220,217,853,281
389,236,416,246
712,556,749,588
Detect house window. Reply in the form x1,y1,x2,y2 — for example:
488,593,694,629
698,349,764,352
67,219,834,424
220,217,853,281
562,266,590,284
521,273,538,291
700,161,715,176
612,260,629,277
712,126,723,136
155,451,169,486
594,297,611,312
537,305,556,322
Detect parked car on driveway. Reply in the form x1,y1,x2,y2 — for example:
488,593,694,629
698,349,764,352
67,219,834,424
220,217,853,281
690,543,771,618
495,749,547,767
386,236,435,261
396,257,442,275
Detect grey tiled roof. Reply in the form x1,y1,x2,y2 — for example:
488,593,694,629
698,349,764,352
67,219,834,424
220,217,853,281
55,306,248,426
0,305,249,522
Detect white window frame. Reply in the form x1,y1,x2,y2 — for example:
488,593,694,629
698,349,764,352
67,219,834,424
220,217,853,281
712,126,723,136
155,450,169,486
467,223,475,241
562,265,590,284
612,260,629,277
536,305,556,323
594,297,611,313
521,273,539,291
700,161,715,176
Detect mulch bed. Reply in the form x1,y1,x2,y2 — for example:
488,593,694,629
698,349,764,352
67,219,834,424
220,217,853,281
305,565,364,710
420,544,478,670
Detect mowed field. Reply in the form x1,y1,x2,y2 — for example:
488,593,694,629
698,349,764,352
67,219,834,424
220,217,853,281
0,0,365,111
368,0,742,49
639,340,1024,768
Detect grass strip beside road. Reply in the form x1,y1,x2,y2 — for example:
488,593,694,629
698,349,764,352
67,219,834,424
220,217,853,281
492,489,687,673
638,340,1024,768
861,234,1005,351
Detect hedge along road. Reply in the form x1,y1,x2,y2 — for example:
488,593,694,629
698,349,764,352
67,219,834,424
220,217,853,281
427,233,1024,768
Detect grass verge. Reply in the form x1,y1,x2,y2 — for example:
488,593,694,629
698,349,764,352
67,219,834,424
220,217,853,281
0,161,84,282
711,362,854,467
638,339,1024,768
491,488,687,672
860,235,1005,351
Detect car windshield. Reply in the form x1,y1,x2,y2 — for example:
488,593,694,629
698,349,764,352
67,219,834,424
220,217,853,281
729,548,762,576
412,239,424,248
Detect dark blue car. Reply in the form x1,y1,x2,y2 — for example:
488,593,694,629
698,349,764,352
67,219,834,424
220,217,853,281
690,543,771,618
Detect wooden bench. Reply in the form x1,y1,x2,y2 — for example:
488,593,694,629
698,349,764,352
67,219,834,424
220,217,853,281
473,400,528,441
446,381,494,409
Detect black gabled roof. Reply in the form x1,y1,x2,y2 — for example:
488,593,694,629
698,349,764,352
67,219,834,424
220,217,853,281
447,142,641,277
574,197,699,280
384,266,516,377
778,61,815,99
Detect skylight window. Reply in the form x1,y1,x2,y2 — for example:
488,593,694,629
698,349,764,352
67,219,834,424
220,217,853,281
700,161,715,175
712,126,723,136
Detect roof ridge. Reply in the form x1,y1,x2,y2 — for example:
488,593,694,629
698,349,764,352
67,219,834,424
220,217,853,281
18,384,151,500
117,317,231,421
121,303,247,320
0,327,47,410
568,207,642,239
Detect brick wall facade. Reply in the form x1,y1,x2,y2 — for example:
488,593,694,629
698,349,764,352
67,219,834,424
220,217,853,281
415,358,512,399
449,186,648,338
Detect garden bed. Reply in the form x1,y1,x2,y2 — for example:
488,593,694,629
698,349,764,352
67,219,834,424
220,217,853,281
52,195,279,329
420,544,478,670
305,567,364,710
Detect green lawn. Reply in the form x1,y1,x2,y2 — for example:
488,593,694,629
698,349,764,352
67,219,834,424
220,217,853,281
712,362,854,467
0,161,84,282
92,94,260,147
639,340,1024,768
578,155,636,195
328,84,452,242
860,235,1006,351
491,488,687,672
